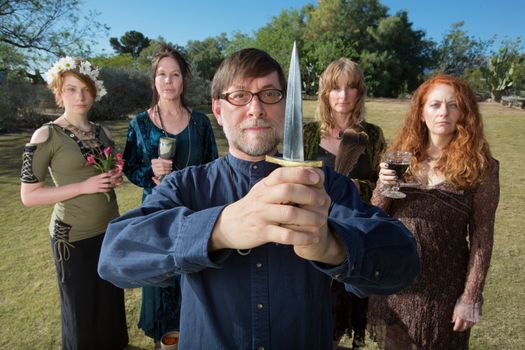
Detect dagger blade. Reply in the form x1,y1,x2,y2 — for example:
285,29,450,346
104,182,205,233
282,42,304,162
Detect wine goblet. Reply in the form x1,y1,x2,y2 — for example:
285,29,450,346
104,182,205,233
383,151,412,199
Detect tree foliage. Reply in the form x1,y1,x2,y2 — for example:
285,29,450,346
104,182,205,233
303,0,432,96
0,0,108,67
254,7,311,71
109,30,151,58
186,34,228,81
433,21,491,76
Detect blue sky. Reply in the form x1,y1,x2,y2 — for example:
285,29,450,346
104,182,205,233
83,0,524,54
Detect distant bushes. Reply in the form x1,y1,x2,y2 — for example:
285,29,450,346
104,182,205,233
90,68,151,121
0,66,213,131
0,81,53,131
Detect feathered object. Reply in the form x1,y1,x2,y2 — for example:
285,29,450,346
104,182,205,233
334,128,369,176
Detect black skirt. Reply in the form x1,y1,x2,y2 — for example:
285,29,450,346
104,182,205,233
52,233,128,350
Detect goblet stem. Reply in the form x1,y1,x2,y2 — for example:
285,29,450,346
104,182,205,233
392,180,400,193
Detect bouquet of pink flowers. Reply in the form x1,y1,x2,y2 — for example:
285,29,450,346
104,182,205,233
86,146,124,200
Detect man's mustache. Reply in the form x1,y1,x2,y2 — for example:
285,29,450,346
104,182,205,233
240,119,274,129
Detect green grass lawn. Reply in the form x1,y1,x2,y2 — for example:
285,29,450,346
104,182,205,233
0,100,523,349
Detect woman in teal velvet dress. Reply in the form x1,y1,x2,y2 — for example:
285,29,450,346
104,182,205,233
123,44,218,348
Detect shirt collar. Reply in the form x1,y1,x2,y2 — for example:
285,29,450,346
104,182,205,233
226,153,279,174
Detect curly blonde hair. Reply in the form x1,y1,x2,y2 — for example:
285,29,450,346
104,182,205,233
316,58,367,137
390,74,492,189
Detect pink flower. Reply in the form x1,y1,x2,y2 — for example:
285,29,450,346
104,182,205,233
86,147,125,201
103,146,112,158
116,160,125,172
86,154,96,165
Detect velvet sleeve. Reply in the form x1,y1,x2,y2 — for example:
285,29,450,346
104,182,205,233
123,118,155,190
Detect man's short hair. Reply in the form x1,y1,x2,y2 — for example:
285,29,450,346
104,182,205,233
211,48,286,99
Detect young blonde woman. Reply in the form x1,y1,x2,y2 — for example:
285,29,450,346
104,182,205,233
303,58,386,349
20,57,128,349
368,75,499,349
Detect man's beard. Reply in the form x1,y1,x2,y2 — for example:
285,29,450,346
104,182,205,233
223,118,283,157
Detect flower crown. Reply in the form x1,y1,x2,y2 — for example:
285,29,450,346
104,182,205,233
44,56,107,101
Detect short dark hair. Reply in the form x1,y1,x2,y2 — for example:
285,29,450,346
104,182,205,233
211,48,286,99
150,44,191,109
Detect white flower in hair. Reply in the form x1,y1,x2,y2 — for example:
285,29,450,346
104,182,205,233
61,56,76,70
98,86,107,100
79,61,92,75
44,66,59,84
44,56,107,101
89,68,100,80
95,79,107,100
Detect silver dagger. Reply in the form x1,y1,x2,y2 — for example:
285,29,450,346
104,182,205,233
266,41,322,168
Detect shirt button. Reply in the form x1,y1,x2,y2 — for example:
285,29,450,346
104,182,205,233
258,347,265,350
253,165,258,169
374,270,380,278
256,262,262,268
257,303,263,309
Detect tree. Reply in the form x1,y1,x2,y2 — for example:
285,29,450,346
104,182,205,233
0,0,108,67
109,30,151,58
305,0,388,58
366,11,434,96
254,6,311,69
0,42,26,74
303,0,432,97
433,22,491,76
223,31,254,56
186,34,228,81
90,54,135,70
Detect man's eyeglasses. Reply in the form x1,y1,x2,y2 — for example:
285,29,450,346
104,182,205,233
219,89,284,106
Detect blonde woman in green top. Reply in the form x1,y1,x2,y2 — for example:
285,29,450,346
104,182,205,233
303,58,385,350
20,57,128,350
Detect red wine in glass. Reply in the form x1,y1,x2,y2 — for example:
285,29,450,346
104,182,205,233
387,162,410,178
384,151,412,199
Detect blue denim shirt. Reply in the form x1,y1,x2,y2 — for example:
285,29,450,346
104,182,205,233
99,154,420,349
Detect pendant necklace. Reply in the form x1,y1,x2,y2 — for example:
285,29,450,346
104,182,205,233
62,115,100,149
156,105,192,169
63,115,95,139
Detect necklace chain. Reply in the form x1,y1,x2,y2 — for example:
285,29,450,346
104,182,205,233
156,105,192,169
63,115,95,138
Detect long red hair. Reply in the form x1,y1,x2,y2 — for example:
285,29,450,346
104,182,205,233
389,74,492,189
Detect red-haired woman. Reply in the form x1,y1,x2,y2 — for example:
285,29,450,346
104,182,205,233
20,57,128,349
368,75,499,349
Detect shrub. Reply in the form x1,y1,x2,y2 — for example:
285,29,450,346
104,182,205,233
90,67,151,121
185,68,211,106
0,80,54,131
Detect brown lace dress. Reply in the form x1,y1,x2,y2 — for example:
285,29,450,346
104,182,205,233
368,160,500,350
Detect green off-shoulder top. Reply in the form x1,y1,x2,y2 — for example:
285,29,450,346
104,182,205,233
21,123,119,243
